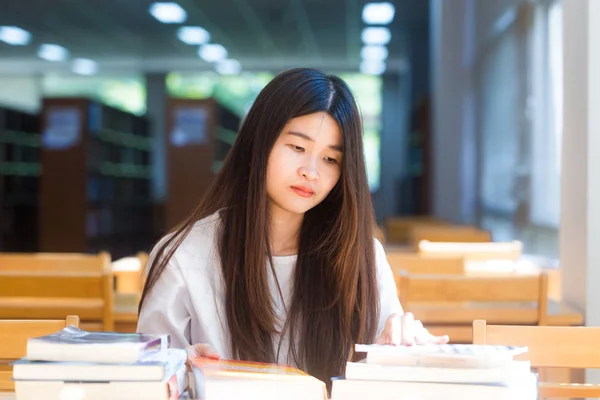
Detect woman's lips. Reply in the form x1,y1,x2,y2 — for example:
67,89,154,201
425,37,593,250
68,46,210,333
291,186,314,198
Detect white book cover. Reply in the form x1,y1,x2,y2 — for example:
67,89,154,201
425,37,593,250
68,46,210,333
13,348,187,382
345,359,532,384
26,326,169,364
354,344,528,368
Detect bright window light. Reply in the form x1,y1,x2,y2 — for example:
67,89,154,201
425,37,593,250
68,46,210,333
198,43,228,62
216,59,242,75
360,59,386,75
149,2,187,24
38,44,69,62
0,26,31,45
361,45,388,61
361,27,391,45
72,58,98,75
362,2,395,25
177,26,210,45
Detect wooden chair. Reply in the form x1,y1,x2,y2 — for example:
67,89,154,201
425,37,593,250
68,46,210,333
397,272,548,343
0,316,79,391
387,252,465,275
473,320,600,398
0,252,113,332
111,252,147,295
410,225,492,245
384,216,447,244
418,240,523,261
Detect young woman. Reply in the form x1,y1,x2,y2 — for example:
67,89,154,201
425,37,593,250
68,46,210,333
137,68,448,384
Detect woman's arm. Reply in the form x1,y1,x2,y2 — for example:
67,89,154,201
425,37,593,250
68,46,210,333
373,239,449,345
374,238,403,337
137,255,193,349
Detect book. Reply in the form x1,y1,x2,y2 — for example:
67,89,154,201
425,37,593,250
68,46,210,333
13,348,187,382
331,373,538,400
354,344,528,368
14,362,189,400
26,326,169,364
344,359,532,384
189,357,327,400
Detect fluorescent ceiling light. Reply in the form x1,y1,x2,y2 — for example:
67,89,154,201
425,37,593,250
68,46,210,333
216,59,242,75
360,60,386,75
38,44,69,62
198,43,227,62
361,27,391,45
0,26,31,45
361,45,388,61
72,58,98,75
149,2,187,24
362,2,395,25
177,26,210,45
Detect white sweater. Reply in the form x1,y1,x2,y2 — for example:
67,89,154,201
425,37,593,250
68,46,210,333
136,212,403,365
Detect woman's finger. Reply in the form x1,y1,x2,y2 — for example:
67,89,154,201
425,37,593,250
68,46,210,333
414,320,429,345
400,312,416,346
187,343,220,360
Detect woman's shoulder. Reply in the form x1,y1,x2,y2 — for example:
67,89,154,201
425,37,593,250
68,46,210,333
151,211,222,270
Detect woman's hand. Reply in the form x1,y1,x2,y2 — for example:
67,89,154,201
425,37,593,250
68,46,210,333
186,343,220,361
376,313,449,345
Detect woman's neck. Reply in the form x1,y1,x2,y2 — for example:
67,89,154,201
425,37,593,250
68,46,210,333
268,209,303,257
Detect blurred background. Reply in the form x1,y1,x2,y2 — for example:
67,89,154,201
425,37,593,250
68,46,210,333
0,0,563,259
7,1,600,388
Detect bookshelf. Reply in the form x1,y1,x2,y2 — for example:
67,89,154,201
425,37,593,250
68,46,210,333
403,98,432,215
164,97,241,230
39,97,155,259
0,106,41,252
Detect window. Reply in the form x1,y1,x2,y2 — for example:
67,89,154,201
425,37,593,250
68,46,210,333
530,0,562,228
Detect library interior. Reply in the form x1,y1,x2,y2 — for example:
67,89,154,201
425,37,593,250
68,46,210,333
1,0,599,399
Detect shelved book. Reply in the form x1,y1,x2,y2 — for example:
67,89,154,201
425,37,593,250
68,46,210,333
25,325,169,364
189,357,327,400
330,344,537,400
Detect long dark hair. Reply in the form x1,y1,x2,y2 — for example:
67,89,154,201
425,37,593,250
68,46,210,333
139,68,380,383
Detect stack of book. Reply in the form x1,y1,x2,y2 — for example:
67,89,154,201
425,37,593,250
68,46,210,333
188,357,327,400
12,326,189,400
331,344,538,400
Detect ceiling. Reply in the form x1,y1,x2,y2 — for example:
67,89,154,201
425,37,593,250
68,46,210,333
0,0,428,74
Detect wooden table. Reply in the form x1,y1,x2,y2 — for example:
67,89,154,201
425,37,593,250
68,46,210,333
418,299,583,343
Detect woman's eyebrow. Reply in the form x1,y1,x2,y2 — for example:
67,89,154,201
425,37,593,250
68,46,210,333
287,131,343,152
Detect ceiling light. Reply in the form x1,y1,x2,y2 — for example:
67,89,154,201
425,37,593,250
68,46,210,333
149,2,187,24
362,2,395,25
0,26,31,45
72,58,98,75
177,26,210,45
360,60,386,75
361,45,388,61
216,59,242,75
38,44,69,62
361,27,391,45
198,43,227,62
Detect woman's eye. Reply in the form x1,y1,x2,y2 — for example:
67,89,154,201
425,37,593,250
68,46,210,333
289,145,305,152
325,157,339,164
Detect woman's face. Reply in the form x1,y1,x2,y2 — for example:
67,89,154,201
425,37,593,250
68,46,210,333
266,111,343,218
